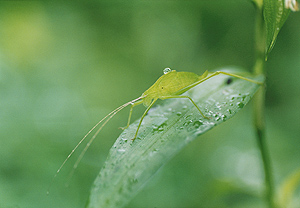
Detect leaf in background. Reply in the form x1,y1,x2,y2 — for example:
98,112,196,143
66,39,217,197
252,0,263,9
277,168,300,208
264,0,291,59
87,69,264,208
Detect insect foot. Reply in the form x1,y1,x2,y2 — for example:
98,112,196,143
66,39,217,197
131,136,138,142
119,126,129,130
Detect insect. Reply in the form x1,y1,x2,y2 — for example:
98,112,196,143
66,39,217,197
48,67,263,192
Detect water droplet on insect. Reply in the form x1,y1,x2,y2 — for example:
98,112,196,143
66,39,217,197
176,112,182,116
163,67,172,74
227,109,232,114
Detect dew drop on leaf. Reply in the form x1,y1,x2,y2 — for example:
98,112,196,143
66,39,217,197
176,112,182,116
221,114,227,121
193,120,203,128
237,102,245,108
117,149,126,153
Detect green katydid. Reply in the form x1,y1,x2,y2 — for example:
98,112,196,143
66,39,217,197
49,68,263,192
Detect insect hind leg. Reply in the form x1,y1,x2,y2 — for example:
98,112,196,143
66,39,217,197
212,71,264,85
160,95,208,119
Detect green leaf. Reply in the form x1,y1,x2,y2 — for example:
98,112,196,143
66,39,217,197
264,0,291,59
87,69,264,208
252,0,263,9
277,168,300,208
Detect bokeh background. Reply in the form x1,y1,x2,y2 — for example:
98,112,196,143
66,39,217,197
0,1,299,208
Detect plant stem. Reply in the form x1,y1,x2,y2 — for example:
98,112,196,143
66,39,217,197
253,4,275,208
254,87,275,208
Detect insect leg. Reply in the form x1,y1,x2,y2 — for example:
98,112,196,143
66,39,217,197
196,71,264,86
213,71,264,85
120,100,143,130
160,95,208,119
176,71,263,96
132,99,157,141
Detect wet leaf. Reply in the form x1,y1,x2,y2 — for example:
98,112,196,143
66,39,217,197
87,69,264,208
264,0,291,59
277,169,300,208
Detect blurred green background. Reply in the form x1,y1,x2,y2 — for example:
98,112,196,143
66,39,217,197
0,1,299,208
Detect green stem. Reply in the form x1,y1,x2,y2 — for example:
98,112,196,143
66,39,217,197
254,87,275,208
253,4,275,208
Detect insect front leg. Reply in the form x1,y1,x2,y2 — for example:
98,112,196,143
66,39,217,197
120,100,143,130
132,99,157,141
160,95,208,119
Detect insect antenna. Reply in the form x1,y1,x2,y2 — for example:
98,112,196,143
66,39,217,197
47,96,144,194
